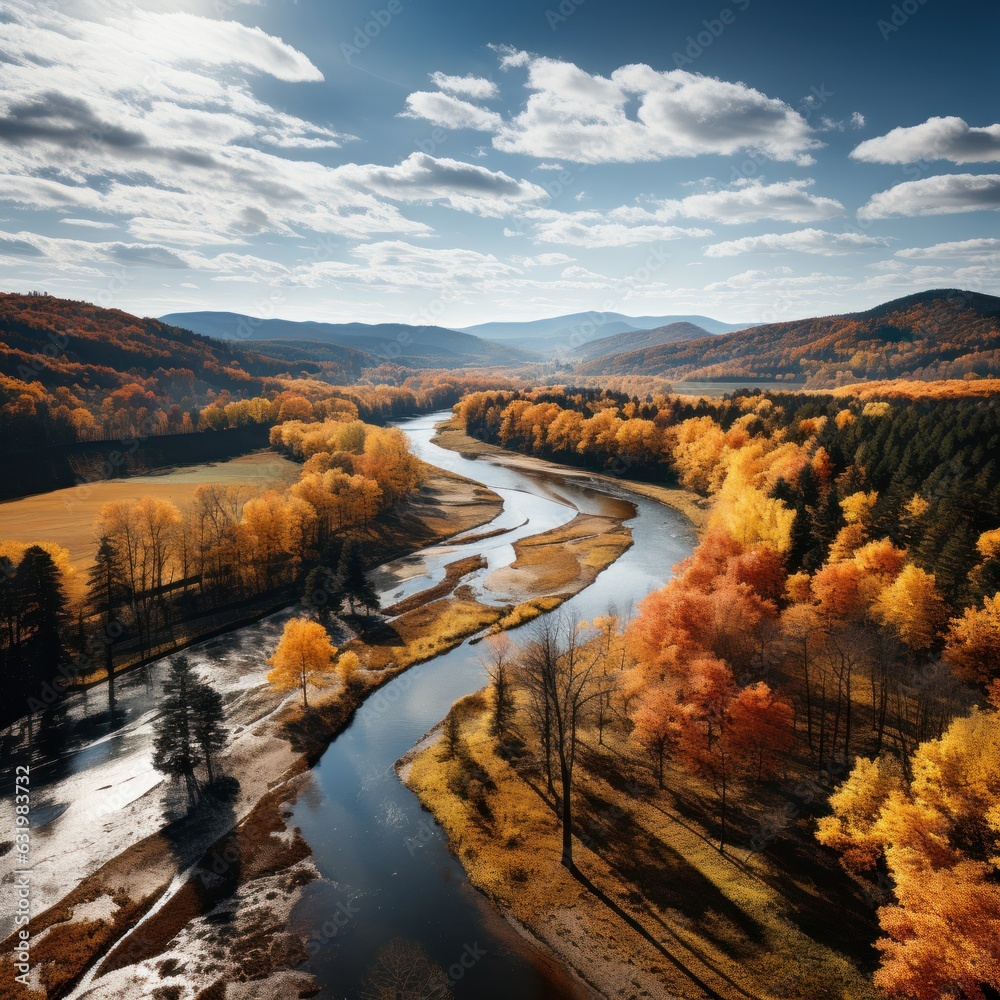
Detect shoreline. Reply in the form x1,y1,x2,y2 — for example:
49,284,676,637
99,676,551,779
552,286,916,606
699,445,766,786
430,416,710,533
2,438,640,999
0,464,505,999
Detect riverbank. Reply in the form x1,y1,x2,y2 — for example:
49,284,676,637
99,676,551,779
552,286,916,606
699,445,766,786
0,447,636,998
401,692,878,1000
397,418,878,1000
0,465,503,999
431,416,710,532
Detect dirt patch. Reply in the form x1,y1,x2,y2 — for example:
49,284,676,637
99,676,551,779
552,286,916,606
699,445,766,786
381,555,487,616
484,513,632,600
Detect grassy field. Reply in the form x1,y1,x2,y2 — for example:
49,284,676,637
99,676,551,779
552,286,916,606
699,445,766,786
0,451,299,579
403,692,879,1000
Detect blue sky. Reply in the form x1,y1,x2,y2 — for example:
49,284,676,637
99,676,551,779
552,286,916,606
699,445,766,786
0,0,997,326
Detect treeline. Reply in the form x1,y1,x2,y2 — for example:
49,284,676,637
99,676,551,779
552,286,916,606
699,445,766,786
459,385,1000,608
460,382,1000,997
0,415,424,727
0,291,520,451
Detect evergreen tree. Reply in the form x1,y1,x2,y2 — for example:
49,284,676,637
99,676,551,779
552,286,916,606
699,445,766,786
190,679,227,784
152,655,202,808
337,540,379,616
302,564,344,625
86,536,127,715
16,546,67,708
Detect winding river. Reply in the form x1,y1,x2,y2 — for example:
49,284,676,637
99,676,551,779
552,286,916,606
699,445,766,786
290,413,697,998
1,410,696,996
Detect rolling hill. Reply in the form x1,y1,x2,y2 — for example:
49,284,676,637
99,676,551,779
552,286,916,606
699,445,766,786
460,311,748,344
575,321,719,363
577,289,1000,387
160,311,538,369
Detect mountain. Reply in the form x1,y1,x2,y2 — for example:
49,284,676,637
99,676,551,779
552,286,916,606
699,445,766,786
577,289,1000,387
460,311,748,346
0,292,338,398
160,311,538,369
575,321,719,363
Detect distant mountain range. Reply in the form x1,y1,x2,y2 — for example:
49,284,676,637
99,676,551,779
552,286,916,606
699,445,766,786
159,312,538,369
459,311,748,350
577,289,1000,387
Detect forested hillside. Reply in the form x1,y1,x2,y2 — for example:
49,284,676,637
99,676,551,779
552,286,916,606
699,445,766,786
579,289,1000,387
455,381,1000,995
0,293,518,452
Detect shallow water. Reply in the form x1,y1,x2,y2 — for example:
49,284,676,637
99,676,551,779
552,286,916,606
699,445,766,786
291,412,696,998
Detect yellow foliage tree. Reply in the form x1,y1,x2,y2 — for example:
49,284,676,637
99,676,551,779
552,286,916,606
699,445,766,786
873,564,947,651
267,617,337,708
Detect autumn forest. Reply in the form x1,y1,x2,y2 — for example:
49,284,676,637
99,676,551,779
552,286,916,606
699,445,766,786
2,289,1000,1000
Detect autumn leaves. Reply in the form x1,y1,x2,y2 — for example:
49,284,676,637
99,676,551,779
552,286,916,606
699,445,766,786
266,617,361,708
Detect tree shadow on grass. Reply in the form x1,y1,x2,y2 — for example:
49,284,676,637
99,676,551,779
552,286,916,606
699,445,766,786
568,862,754,1000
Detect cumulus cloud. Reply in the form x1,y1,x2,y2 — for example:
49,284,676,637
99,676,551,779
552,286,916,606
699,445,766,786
859,174,1000,219
851,117,1000,164
526,206,710,247
522,179,841,247
407,55,821,164
338,153,548,217
670,178,844,224
401,92,503,131
429,73,499,99
895,238,1000,259
0,1,428,252
704,229,890,257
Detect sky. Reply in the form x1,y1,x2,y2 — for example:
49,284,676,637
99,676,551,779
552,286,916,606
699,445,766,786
0,0,997,327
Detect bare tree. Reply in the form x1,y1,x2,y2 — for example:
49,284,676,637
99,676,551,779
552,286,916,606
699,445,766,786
361,939,452,1000
516,615,609,870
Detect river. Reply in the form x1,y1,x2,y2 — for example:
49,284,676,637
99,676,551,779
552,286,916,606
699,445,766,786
1,410,696,996
289,412,697,998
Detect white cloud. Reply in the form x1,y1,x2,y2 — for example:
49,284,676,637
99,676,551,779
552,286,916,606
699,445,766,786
401,92,503,131
59,218,118,229
486,57,820,164
534,163,565,171
704,229,890,257
0,1,427,251
407,55,820,164
859,174,1000,219
337,153,548,217
527,208,710,248
670,178,843,224
429,73,499,99
895,238,1000,260
851,117,1000,165
522,178,841,247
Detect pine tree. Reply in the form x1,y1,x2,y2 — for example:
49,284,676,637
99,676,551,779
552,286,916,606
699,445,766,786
302,564,344,625
152,656,202,808
190,679,226,785
337,540,379,616
87,536,127,715
16,546,67,708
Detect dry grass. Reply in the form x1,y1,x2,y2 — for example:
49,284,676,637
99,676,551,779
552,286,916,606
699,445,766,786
405,693,878,1000
0,451,298,578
